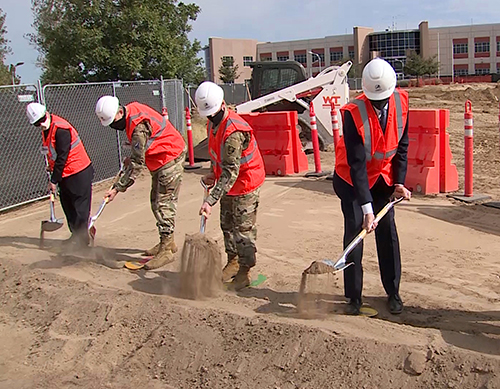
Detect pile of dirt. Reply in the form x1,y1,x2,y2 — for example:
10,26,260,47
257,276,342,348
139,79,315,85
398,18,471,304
1,257,499,389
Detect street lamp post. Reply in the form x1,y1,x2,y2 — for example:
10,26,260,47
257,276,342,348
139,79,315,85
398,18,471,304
10,61,24,86
308,51,322,75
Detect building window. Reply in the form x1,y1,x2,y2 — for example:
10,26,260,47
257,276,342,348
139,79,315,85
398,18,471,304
243,56,253,66
475,41,490,53
260,53,272,61
497,40,500,54
369,31,420,61
294,53,307,64
454,68,468,77
475,66,490,75
277,55,289,61
310,52,325,64
497,63,500,74
222,56,234,66
453,43,468,54
330,50,343,62
348,46,355,59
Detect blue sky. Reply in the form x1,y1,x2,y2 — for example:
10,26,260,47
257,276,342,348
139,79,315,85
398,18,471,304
1,0,500,84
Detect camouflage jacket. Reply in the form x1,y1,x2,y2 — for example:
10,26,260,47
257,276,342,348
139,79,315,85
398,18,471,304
113,121,151,192
205,130,251,206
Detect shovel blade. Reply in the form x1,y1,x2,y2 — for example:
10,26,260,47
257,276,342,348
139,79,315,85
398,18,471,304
41,220,64,232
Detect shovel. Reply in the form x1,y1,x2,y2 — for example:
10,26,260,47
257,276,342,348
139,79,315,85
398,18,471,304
39,191,64,248
302,197,404,275
88,166,125,244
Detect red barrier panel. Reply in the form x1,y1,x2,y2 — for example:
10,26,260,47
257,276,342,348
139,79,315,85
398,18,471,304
405,109,458,195
239,111,308,176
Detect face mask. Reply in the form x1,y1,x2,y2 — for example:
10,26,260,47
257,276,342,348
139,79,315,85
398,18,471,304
370,98,389,111
33,113,48,128
208,107,224,126
110,114,126,131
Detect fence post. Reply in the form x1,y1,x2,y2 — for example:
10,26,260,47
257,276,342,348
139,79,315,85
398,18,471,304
305,101,329,178
111,82,124,170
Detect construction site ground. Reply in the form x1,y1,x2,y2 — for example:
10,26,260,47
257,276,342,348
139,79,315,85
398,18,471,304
1,83,500,388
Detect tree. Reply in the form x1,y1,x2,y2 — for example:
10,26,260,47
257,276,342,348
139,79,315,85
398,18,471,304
404,51,440,84
29,0,204,84
0,8,13,85
218,56,240,84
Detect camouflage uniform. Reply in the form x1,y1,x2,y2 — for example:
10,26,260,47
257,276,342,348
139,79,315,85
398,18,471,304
205,131,260,268
114,121,185,239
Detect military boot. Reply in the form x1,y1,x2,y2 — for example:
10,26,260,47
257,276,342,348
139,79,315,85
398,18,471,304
229,265,251,291
144,235,177,270
143,236,178,257
222,254,239,282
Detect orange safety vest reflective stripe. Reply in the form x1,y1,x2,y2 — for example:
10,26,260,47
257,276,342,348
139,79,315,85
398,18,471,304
335,89,409,188
42,114,91,178
208,109,265,196
125,102,185,172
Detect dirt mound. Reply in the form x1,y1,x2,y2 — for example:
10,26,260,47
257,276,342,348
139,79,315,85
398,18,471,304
179,232,222,300
1,257,499,388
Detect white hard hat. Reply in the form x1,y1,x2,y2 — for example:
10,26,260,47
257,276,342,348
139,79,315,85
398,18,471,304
26,102,47,124
95,95,120,126
362,58,397,100
195,81,224,117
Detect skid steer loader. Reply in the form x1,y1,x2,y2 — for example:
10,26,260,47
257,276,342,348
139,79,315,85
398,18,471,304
193,60,352,161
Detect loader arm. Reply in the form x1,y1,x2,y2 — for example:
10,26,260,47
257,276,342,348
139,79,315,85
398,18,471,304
236,61,351,113
236,61,352,148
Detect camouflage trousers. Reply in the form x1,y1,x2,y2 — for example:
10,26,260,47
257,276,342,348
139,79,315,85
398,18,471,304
150,154,184,238
220,187,260,268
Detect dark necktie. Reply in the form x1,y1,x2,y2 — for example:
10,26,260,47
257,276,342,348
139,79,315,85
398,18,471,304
379,107,387,133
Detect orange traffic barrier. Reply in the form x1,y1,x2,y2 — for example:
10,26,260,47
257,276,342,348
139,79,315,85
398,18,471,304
239,111,308,176
405,109,458,195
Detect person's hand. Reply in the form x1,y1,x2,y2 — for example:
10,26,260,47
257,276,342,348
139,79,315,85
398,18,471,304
199,201,212,217
48,182,57,194
363,213,377,233
394,184,411,200
105,188,118,202
201,173,216,189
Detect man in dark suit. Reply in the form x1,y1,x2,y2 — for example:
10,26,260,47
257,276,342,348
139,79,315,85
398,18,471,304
333,58,411,315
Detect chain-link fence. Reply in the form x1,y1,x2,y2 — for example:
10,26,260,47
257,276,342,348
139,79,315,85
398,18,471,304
348,78,362,91
0,84,47,210
0,78,184,211
185,83,250,108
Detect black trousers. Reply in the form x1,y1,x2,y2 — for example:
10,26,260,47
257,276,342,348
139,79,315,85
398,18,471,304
333,173,401,301
58,164,94,243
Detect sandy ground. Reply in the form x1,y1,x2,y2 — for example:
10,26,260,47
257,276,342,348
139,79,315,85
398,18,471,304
1,84,500,388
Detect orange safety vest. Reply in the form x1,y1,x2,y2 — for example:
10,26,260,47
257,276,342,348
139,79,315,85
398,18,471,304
42,114,91,178
208,109,265,196
335,89,409,188
125,102,185,172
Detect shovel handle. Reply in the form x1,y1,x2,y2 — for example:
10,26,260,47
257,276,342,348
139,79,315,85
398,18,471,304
333,197,404,270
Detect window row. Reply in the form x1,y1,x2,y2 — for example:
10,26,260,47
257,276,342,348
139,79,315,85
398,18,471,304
453,38,500,56
453,65,500,76
221,56,255,66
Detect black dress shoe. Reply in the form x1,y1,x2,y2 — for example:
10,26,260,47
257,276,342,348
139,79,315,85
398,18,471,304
345,298,362,315
388,294,403,314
